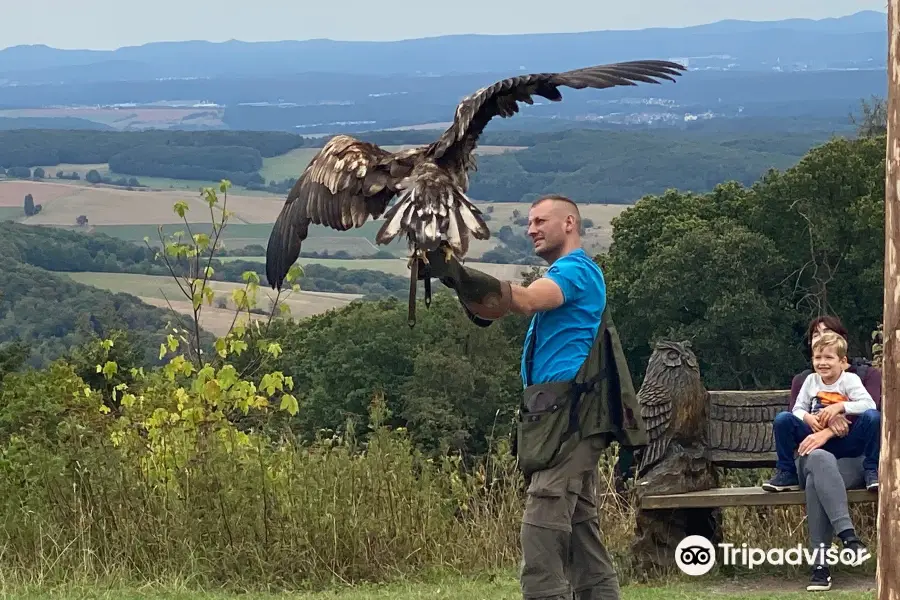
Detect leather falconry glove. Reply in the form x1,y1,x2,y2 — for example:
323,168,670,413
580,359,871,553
416,247,512,327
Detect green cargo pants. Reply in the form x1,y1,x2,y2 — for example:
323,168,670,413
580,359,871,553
519,435,620,600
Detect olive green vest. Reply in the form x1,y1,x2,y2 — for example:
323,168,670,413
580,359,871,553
573,308,649,448
515,307,649,475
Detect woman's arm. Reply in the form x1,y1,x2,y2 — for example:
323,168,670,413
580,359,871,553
862,368,883,411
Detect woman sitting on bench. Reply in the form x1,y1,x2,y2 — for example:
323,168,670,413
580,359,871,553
772,315,881,591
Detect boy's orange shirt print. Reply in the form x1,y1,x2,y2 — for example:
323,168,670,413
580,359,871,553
815,391,847,406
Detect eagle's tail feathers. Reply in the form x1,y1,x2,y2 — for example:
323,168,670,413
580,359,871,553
374,177,491,253
375,188,416,245
455,192,490,241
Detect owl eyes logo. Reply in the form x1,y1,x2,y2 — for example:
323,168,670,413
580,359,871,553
676,535,873,574
675,535,716,575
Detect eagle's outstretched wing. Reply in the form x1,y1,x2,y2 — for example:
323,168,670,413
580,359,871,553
265,134,419,290
429,60,686,161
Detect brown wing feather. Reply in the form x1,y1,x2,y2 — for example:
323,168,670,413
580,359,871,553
430,60,685,161
265,134,416,290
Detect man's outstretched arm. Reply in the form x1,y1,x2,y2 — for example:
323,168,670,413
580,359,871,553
419,249,570,322
509,278,564,317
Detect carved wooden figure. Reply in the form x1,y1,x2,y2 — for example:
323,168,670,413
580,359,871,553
629,341,720,573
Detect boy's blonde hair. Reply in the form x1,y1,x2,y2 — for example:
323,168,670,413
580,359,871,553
813,331,848,359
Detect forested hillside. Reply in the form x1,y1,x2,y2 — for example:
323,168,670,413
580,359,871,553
0,220,415,366
467,129,834,203
0,260,176,369
0,126,838,203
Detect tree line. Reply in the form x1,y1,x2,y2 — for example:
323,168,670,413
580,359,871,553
0,129,308,168
107,144,266,187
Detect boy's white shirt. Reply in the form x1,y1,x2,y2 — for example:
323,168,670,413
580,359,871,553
792,370,876,421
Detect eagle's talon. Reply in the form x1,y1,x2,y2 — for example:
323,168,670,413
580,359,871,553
442,246,455,264
407,249,430,269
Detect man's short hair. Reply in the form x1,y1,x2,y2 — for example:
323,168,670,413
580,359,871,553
813,331,848,359
531,194,581,227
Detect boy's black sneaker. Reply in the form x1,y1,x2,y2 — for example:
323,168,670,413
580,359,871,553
865,469,878,491
762,469,799,492
840,536,870,567
807,565,832,591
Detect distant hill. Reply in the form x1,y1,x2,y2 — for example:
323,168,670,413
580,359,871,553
0,11,886,84
0,11,885,135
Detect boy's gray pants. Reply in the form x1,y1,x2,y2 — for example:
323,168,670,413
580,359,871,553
797,450,866,566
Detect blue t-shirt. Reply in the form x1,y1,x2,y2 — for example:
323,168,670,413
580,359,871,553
520,248,607,387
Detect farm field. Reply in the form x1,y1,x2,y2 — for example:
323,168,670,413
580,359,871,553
218,256,532,281
63,272,363,336
0,176,625,259
1,180,247,226
27,165,278,197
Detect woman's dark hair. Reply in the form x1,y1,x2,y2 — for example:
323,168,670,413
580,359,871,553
806,315,849,347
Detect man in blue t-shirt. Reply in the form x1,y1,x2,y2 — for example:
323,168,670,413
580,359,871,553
418,194,620,600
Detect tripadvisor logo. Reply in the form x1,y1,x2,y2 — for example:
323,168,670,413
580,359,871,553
675,535,871,576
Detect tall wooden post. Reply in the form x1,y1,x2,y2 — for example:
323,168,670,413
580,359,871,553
881,4,900,600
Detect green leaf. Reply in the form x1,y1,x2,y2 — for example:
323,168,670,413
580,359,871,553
217,364,238,390
279,393,299,416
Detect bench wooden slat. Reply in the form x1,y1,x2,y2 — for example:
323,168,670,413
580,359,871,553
640,486,877,510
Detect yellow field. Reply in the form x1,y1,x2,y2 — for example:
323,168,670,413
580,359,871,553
63,272,363,336
0,180,259,226
0,180,77,207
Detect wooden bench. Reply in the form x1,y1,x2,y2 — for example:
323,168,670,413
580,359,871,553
625,342,881,571
636,389,879,510
641,485,878,510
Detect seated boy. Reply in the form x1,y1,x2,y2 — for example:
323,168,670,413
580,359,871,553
763,332,880,492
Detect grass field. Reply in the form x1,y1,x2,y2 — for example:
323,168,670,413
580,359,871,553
63,272,363,335
89,221,395,257
22,143,526,199
1,170,627,263
0,106,225,130
218,256,532,281
0,572,877,600
25,166,278,198
0,206,23,220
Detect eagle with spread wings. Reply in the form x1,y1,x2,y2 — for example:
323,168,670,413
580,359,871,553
265,60,685,324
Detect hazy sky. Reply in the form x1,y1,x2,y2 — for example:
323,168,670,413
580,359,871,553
2,0,888,50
